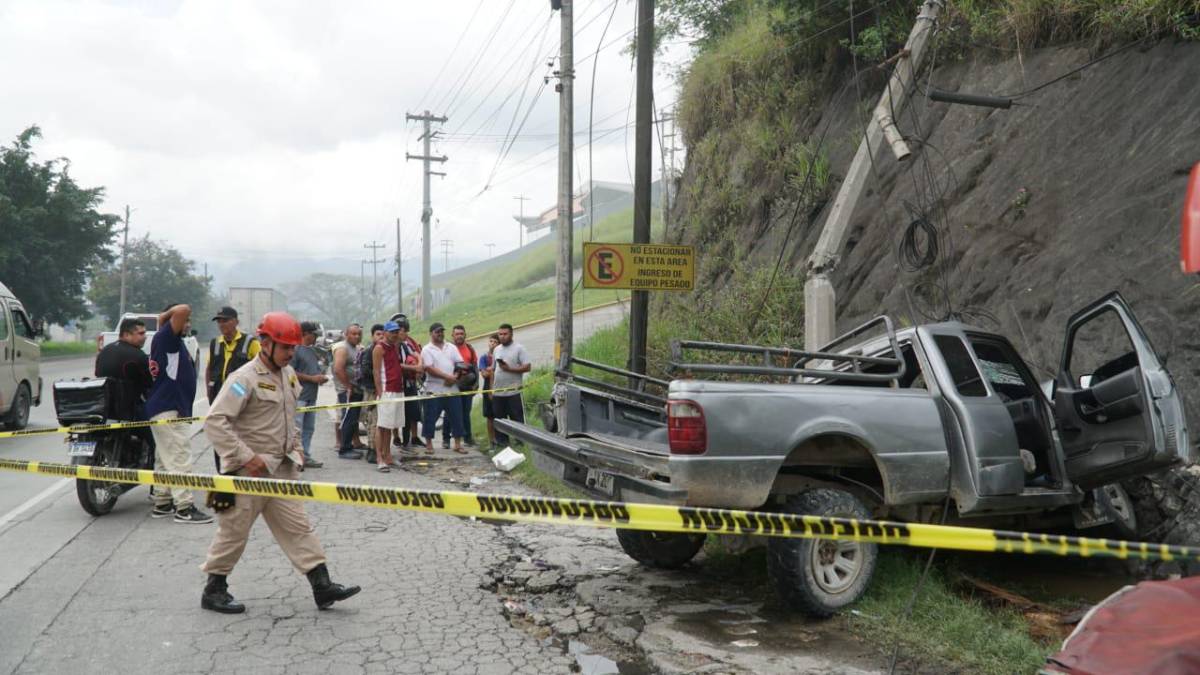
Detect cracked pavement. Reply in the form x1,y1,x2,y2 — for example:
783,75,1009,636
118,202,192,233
2,390,892,674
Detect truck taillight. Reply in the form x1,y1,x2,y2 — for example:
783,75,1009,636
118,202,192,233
668,400,707,455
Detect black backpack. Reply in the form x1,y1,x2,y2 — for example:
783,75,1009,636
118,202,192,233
354,345,376,392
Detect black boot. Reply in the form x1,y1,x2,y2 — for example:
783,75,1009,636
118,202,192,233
306,563,361,610
201,574,246,614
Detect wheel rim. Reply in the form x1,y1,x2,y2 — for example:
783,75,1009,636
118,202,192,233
88,445,120,505
811,539,864,594
1103,484,1135,530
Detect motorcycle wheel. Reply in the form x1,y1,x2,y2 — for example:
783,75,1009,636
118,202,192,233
74,438,121,516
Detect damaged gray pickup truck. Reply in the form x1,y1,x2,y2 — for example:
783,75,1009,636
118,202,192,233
496,292,1192,616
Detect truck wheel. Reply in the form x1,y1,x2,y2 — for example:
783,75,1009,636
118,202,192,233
616,529,706,569
3,383,31,430
767,488,878,617
1095,483,1138,540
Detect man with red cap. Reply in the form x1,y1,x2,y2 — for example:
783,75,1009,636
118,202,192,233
199,311,360,614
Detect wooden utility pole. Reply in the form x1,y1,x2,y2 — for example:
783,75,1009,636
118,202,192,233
513,195,530,248
553,0,575,372
364,241,386,297
628,0,654,375
406,110,448,320
803,0,943,350
118,205,131,319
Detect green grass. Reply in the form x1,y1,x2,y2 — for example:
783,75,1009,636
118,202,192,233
851,553,1053,674
39,341,96,358
418,206,661,337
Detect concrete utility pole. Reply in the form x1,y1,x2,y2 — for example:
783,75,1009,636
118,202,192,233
118,205,131,319
513,195,530,248
804,0,943,350
485,243,496,258
659,111,676,238
439,239,453,272
364,241,386,297
553,0,575,373
629,0,654,376
406,110,448,320
395,218,403,315
359,260,367,308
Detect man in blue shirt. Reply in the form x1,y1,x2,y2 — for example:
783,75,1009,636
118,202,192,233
145,303,212,524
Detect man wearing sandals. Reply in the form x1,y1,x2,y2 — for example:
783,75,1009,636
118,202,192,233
421,323,465,454
371,321,418,472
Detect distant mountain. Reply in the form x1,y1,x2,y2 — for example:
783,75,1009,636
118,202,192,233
208,255,484,293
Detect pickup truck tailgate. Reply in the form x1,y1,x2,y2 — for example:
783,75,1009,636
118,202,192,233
495,420,686,503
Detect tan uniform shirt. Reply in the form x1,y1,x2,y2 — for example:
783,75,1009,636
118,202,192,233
205,357,304,474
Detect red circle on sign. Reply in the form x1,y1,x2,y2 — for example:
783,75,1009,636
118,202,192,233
587,247,624,286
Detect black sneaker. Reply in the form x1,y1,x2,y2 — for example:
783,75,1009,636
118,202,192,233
151,503,174,518
174,506,214,524
338,449,364,460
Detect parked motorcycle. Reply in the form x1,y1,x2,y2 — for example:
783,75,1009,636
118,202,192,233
54,378,153,516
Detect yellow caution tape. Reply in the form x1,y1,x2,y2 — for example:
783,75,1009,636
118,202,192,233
1,457,1195,562
0,386,523,439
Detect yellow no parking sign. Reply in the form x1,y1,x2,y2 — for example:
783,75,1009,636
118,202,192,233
583,243,694,291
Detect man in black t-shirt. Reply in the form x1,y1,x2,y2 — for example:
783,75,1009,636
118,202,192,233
94,317,155,421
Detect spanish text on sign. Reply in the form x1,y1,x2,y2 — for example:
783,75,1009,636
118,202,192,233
583,243,695,291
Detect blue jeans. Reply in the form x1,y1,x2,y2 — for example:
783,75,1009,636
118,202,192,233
338,390,363,453
296,399,316,460
424,396,463,441
441,394,474,444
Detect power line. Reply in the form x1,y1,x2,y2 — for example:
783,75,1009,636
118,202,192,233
414,0,487,113
435,0,520,118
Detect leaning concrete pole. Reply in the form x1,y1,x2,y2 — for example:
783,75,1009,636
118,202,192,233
804,0,943,350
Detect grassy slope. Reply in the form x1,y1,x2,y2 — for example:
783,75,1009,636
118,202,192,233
421,207,660,335
39,341,96,358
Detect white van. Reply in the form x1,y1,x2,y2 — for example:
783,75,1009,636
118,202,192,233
0,281,41,429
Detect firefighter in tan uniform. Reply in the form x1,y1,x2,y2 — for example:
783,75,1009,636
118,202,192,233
199,311,360,614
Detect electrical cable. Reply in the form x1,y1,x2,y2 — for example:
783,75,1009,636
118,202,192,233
445,11,555,129
1000,28,1164,99
588,0,621,242
414,0,487,113
433,0,519,116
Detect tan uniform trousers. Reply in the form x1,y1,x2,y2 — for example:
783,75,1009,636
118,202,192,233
200,461,326,576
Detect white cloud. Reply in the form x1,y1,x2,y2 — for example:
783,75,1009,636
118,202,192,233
0,0,691,279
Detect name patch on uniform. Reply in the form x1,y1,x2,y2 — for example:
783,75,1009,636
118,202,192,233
230,382,247,397
257,382,277,392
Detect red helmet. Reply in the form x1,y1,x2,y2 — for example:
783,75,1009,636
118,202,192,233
257,312,303,346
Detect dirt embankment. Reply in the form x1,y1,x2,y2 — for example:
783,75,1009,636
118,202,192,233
675,39,1200,426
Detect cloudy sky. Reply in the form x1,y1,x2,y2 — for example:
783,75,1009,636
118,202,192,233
0,0,690,286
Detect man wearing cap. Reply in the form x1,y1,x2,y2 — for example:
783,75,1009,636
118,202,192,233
200,311,360,614
372,321,419,471
207,306,260,405
421,322,465,454
290,321,327,469
389,313,423,449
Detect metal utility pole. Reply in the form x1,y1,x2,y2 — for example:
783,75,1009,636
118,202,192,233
628,0,654,376
485,243,496,258
118,205,131,319
439,239,453,272
553,0,575,372
395,218,403,315
513,195,530,248
803,0,943,351
406,110,448,320
364,241,386,297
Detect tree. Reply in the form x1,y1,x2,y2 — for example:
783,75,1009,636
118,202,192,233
0,126,120,322
283,273,396,330
88,235,211,323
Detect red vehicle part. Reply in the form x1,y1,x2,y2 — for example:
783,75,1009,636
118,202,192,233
1180,162,1200,273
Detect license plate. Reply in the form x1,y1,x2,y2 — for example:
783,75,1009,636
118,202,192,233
68,440,97,458
586,468,616,496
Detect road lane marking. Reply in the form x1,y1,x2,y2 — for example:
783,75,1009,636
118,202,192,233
0,478,71,532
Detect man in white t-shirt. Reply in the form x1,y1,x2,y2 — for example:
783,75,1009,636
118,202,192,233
420,323,464,454
491,322,531,447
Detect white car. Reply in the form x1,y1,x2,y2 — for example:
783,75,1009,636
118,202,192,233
97,313,202,381
0,280,42,429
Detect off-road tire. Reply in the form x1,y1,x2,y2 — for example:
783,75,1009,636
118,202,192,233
615,529,706,569
767,488,878,617
3,383,31,430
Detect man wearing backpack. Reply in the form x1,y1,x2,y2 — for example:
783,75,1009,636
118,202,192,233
351,324,384,462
